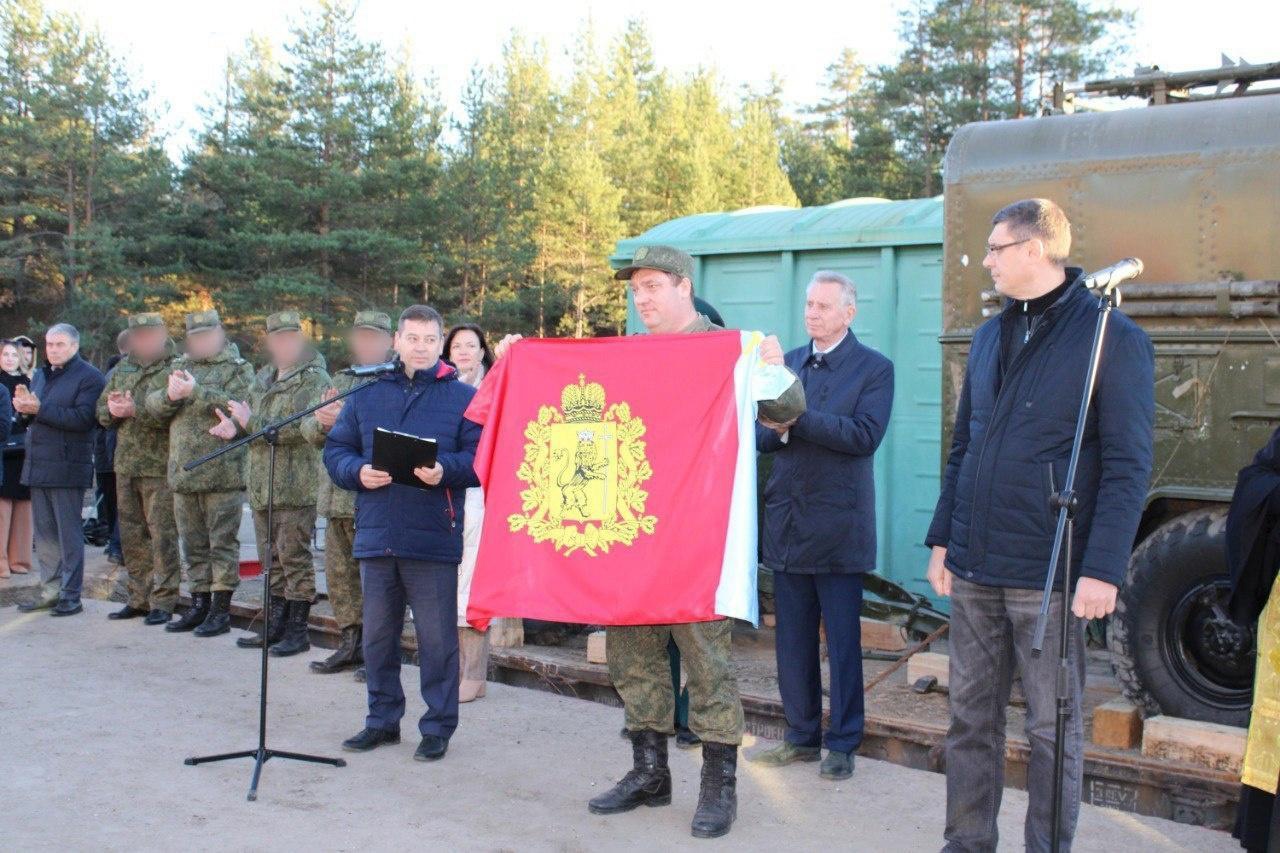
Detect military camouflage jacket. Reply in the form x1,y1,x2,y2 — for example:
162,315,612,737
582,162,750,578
144,343,254,494
242,349,332,511
96,343,180,478
302,370,363,519
679,313,806,424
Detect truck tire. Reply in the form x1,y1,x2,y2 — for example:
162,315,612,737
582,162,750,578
1109,508,1254,726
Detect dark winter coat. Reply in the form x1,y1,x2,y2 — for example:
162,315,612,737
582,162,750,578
1227,426,1280,623
21,353,107,490
757,333,894,573
324,360,481,565
925,270,1155,589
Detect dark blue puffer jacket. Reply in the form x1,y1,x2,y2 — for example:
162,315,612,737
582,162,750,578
925,270,1155,589
323,360,481,565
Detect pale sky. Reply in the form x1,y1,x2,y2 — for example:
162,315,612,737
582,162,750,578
47,0,1280,161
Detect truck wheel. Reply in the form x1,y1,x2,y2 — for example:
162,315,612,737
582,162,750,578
1109,508,1254,726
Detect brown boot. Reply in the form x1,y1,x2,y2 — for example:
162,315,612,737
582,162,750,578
458,626,489,702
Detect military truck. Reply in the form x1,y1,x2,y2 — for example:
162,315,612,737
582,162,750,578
941,62,1280,726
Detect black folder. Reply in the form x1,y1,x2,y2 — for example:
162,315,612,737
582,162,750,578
371,427,439,489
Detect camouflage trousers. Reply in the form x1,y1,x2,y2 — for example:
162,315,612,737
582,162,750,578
324,516,361,629
607,619,744,745
175,490,244,594
117,475,181,612
251,505,316,602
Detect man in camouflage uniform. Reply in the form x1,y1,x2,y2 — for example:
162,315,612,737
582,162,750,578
213,310,332,658
97,313,182,625
495,245,805,839
145,309,254,637
304,310,393,675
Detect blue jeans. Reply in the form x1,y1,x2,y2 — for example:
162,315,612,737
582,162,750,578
773,571,865,754
943,576,1086,853
360,557,459,740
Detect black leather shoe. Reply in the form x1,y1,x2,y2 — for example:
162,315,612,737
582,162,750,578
143,609,172,626
588,730,672,814
414,735,448,762
819,749,854,780
353,666,366,683
166,593,210,632
691,741,738,838
675,726,702,750
17,597,57,613
50,600,83,617
108,604,149,620
341,727,400,752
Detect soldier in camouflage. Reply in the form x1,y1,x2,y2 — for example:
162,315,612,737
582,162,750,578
304,310,393,676
212,311,332,658
145,309,254,637
98,313,182,626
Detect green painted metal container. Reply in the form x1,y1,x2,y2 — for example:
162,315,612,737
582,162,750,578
613,196,945,599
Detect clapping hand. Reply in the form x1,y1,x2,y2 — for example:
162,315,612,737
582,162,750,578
314,387,342,429
227,399,251,429
106,390,136,418
208,407,238,440
12,384,39,415
167,369,196,401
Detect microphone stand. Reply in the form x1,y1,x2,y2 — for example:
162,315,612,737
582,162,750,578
1029,283,1122,852
183,375,381,801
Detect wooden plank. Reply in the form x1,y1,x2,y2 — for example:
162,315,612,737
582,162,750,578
1092,698,1142,749
1141,715,1246,773
586,630,608,665
861,617,909,652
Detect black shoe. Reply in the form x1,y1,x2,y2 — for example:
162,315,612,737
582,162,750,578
414,735,448,762
50,600,83,617
691,741,738,838
269,600,312,657
311,625,362,674
166,593,210,632
237,596,287,648
588,730,672,815
341,727,400,752
107,604,148,620
18,597,58,613
819,749,854,780
353,666,366,683
105,549,123,565
194,591,232,637
675,726,702,750
143,609,172,626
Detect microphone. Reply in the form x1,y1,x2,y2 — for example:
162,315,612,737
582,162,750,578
1081,257,1143,294
340,358,400,377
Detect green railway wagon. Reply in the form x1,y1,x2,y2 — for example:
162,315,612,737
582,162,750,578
613,196,945,600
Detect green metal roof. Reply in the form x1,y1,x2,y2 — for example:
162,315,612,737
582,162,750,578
612,196,943,264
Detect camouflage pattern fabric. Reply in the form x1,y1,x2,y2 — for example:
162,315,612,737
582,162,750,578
243,350,332,511
117,474,181,612
252,505,316,602
324,515,361,629
174,489,244,593
302,370,361,520
96,344,180,478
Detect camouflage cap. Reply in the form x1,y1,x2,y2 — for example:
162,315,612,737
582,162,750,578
266,310,302,334
185,309,222,333
613,244,695,282
352,310,393,333
127,312,166,330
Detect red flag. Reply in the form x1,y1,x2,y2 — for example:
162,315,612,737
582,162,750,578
464,333,744,627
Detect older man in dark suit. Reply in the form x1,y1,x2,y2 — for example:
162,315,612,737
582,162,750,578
749,270,894,781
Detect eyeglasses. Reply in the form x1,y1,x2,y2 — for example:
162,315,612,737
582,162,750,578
985,238,1031,256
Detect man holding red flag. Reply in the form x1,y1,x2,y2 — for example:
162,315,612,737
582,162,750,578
487,245,804,839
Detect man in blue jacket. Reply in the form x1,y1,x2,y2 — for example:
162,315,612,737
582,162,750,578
925,199,1155,851
750,270,894,782
324,305,480,763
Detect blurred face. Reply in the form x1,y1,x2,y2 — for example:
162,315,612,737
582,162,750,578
630,268,693,334
448,328,483,372
185,326,226,360
266,329,306,371
45,331,77,367
0,344,20,373
394,318,442,375
982,222,1044,299
349,327,392,366
129,325,168,363
804,281,856,345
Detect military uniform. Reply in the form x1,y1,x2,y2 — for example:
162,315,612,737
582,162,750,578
591,245,806,839
302,310,392,674
145,309,254,635
96,313,181,620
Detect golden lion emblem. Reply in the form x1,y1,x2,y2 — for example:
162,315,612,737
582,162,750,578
508,374,657,556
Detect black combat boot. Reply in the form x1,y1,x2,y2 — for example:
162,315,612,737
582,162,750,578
587,729,672,814
194,591,233,637
310,625,362,674
269,600,312,657
166,593,210,633
237,596,287,649
690,741,738,838
107,604,148,620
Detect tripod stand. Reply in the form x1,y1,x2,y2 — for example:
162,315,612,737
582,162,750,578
183,377,377,801
1029,284,1121,853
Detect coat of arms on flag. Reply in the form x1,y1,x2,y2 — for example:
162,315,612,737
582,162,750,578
509,374,657,556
